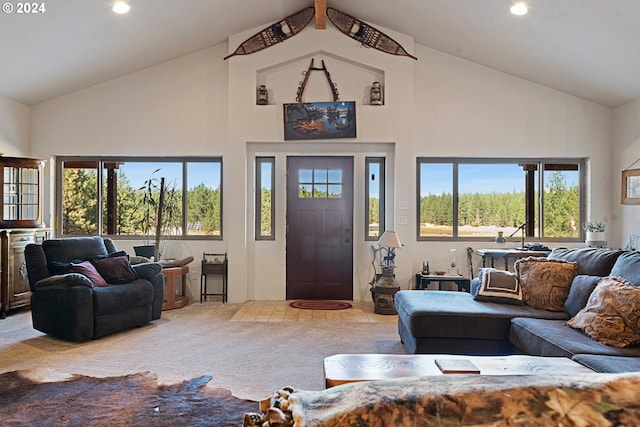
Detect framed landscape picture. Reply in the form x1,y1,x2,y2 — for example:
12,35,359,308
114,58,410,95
622,168,640,204
283,101,356,140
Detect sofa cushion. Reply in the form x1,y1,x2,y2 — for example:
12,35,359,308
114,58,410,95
68,261,108,287
91,256,137,284
564,275,601,317
510,317,640,358
548,247,623,276
395,291,568,343
472,269,524,305
515,257,577,311
610,251,640,285
43,236,109,265
567,277,640,348
572,354,640,373
92,280,154,315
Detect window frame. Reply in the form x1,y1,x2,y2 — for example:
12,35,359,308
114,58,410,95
255,156,275,240
416,157,586,242
56,156,223,240
365,157,386,241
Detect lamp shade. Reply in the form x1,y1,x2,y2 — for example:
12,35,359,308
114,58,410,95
378,230,402,248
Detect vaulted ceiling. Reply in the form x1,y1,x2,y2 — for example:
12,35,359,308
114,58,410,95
1,0,638,107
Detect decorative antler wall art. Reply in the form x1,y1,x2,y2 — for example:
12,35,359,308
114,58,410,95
296,58,339,102
224,6,417,60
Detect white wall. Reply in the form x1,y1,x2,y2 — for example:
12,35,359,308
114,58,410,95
0,96,30,156
613,99,640,248
408,45,614,280
28,22,614,303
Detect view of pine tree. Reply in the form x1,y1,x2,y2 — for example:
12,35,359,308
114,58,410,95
544,171,579,237
114,170,140,235
63,169,98,235
63,170,221,237
419,172,578,237
260,187,272,235
187,183,220,235
368,197,379,224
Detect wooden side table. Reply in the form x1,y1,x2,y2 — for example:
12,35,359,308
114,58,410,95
162,265,189,310
200,253,227,303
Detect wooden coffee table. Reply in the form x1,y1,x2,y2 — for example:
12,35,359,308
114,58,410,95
324,354,594,388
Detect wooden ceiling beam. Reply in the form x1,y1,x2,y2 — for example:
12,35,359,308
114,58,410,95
315,0,326,29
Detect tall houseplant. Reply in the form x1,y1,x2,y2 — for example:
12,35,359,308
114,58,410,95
133,169,181,260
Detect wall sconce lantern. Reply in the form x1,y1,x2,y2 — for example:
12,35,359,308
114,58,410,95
370,81,383,105
257,85,269,105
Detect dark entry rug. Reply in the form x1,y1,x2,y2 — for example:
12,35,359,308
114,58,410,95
0,371,256,427
289,300,352,310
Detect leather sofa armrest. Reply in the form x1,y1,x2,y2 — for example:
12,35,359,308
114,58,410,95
33,273,94,291
131,262,162,280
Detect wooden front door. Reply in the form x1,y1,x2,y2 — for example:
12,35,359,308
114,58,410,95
286,156,353,300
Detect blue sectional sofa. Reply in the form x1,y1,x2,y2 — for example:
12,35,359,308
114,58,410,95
394,247,640,373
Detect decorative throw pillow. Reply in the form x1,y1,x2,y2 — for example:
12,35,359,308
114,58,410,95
68,261,109,287
91,256,137,284
564,275,601,317
472,268,524,305
567,276,640,348
515,257,577,311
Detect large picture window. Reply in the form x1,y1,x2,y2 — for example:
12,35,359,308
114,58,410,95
57,157,222,239
417,158,584,241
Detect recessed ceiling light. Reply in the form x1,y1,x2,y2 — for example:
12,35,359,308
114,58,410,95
510,2,528,16
112,1,130,14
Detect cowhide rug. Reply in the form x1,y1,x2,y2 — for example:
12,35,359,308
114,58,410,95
0,371,256,426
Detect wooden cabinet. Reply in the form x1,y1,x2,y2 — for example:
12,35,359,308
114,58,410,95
0,157,45,228
0,228,49,318
0,157,48,318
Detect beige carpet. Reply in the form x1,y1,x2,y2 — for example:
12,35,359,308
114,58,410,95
0,301,405,401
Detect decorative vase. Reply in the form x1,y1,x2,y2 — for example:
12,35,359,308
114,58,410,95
586,231,605,242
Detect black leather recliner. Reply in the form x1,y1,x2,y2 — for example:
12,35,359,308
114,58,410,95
24,236,164,342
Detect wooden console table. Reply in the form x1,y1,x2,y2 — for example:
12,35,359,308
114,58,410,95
161,265,189,310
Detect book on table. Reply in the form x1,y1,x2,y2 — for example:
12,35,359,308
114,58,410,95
435,359,481,374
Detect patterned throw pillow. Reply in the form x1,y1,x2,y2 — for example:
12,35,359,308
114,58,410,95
515,257,577,311
472,268,524,305
68,261,109,287
567,276,640,348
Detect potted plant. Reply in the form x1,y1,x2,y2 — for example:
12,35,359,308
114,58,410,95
583,219,605,242
133,169,181,260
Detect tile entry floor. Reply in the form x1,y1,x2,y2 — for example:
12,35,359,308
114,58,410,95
229,300,397,323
